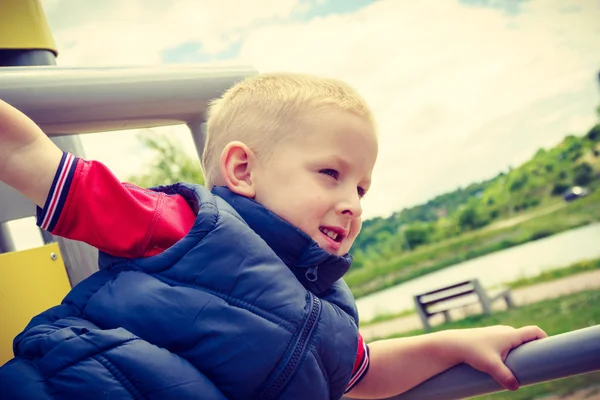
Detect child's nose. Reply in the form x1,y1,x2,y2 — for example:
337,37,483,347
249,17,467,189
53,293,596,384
339,193,363,218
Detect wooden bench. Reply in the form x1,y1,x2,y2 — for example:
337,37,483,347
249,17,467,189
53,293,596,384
413,279,515,331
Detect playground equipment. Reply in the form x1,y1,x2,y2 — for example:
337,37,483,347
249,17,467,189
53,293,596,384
1,1,599,398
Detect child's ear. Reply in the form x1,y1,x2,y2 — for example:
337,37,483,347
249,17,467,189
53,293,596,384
219,141,256,198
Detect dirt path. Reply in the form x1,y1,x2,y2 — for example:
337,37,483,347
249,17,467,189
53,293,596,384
360,270,600,341
482,202,567,231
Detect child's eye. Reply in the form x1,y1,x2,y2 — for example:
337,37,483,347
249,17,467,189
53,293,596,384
319,169,339,180
357,187,366,198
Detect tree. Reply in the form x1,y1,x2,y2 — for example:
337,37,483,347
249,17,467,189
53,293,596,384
586,124,600,142
573,162,594,186
127,132,205,188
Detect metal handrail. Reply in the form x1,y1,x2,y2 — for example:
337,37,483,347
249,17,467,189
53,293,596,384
378,325,600,400
0,64,257,136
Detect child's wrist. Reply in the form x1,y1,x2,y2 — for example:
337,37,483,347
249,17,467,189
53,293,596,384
428,330,465,366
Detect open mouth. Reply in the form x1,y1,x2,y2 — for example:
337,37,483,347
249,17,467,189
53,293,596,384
319,227,344,243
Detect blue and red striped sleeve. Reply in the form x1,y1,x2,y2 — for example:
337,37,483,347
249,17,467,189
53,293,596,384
37,152,78,232
36,152,196,258
346,334,370,393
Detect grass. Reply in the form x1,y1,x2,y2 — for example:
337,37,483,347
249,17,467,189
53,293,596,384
506,257,600,289
347,190,600,299
360,308,415,327
380,289,600,400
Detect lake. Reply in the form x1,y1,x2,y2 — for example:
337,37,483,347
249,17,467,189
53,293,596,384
355,222,600,321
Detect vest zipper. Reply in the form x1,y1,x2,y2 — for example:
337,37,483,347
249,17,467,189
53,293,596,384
305,264,319,282
260,293,322,399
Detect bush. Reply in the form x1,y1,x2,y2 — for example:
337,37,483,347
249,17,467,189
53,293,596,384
509,174,529,192
403,224,432,249
551,182,569,196
530,230,553,241
458,206,490,231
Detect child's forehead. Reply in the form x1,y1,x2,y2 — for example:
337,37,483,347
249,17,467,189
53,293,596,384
275,114,378,170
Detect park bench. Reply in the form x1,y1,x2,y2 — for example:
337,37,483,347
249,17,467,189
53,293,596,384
413,279,515,331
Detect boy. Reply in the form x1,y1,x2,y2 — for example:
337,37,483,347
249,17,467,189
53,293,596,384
0,73,546,399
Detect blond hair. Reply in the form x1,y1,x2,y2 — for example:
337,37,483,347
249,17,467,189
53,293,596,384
202,72,374,187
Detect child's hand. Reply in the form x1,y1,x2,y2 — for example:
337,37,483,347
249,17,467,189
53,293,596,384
347,324,547,399
441,325,547,391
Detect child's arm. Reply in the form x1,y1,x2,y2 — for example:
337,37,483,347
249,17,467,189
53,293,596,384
346,325,547,399
0,99,195,258
0,99,63,207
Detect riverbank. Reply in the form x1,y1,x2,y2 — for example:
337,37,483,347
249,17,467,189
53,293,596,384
346,190,600,299
368,288,600,400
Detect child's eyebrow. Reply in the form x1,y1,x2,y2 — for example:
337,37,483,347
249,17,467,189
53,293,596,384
331,155,351,171
330,155,371,186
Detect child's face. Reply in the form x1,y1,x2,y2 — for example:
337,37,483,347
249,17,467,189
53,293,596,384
252,110,378,256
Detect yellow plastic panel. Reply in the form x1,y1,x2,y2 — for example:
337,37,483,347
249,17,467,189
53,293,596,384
0,243,70,365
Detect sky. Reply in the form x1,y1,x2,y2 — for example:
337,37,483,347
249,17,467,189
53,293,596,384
6,0,600,250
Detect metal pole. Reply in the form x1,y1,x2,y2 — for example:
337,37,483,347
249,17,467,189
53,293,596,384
372,325,600,400
0,223,15,253
187,120,208,169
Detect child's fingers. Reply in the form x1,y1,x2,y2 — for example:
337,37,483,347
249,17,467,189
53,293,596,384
488,360,519,391
513,325,548,347
492,326,546,390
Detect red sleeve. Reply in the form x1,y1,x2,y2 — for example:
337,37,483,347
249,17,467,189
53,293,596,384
345,333,370,393
36,152,196,258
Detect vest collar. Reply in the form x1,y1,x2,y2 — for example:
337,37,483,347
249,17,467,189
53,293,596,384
212,186,352,294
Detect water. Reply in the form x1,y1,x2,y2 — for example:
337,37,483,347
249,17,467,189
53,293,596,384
355,223,600,321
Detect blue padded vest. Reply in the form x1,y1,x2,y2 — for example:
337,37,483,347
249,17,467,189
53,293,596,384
0,184,360,400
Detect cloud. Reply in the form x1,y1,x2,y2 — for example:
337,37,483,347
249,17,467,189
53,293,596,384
33,0,600,221
43,0,304,66
237,0,600,214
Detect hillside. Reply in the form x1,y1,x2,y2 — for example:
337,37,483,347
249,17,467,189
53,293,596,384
350,122,600,271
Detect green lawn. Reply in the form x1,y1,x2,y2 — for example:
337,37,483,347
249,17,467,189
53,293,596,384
382,290,600,400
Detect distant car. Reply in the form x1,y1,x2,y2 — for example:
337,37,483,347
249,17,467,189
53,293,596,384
563,186,589,202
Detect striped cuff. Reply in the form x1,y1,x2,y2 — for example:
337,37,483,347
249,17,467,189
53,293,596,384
36,152,78,232
345,342,370,393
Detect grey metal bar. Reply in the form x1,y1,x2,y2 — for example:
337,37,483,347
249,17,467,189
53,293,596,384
0,65,257,137
378,325,600,400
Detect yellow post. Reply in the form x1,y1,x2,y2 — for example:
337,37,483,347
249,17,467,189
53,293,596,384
0,243,71,365
0,0,57,54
